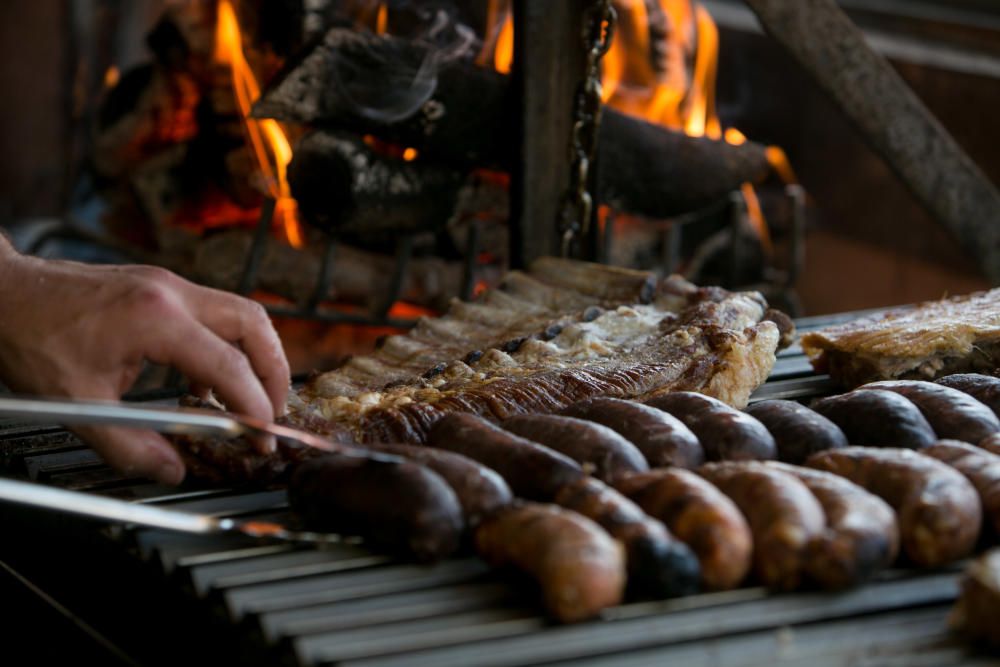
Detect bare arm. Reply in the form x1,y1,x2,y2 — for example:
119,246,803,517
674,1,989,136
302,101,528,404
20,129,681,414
0,236,290,484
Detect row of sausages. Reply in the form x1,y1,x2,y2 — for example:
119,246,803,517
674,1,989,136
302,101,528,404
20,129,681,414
287,373,1000,622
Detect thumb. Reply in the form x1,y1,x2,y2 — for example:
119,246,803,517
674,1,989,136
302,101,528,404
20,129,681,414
73,424,186,486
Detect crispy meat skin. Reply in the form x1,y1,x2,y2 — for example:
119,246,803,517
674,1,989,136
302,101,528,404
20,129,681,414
474,503,626,623
806,447,981,567
801,289,1000,388
293,259,783,444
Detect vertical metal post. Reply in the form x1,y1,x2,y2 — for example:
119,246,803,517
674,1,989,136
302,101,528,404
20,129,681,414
509,0,589,269
237,198,276,296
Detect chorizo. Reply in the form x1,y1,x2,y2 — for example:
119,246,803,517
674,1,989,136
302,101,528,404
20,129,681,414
862,380,1000,444
560,397,704,468
806,447,981,567
980,433,1000,456
359,443,513,526
923,439,1000,536
765,462,899,589
616,468,752,591
554,477,701,598
474,502,626,622
698,462,825,590
288,453,464,561
745,400,848,464
427,413,585,500
645,392,776,461
811,389,936,449
936,373,1000,419
502,414,649,483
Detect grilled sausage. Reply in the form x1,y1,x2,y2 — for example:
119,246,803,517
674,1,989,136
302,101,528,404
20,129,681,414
862,380,1000,444
806,447,981,567
427,413,585,500
475,502,626,622
698,462,825,590
560,397,704,468
745,400,848,464
616,469,752,590
950,549,1000,649
502,414,649,483
765,462,899,589
923,440,1000,536
554,477,700,598
980,433,1000,456
359,443,513,526
811,389,936,449
288,453,464,561
645,392,776,461
936,373,1000,420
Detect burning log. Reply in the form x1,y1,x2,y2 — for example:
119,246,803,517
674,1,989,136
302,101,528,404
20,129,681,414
189,230,497,311
743,0,1000,284
288,131,466,236
252,27,771,220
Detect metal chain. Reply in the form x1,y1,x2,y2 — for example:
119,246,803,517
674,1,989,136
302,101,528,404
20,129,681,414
558,0,617,257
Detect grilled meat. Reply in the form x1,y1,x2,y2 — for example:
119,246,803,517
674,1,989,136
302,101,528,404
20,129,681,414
801,288,1000,388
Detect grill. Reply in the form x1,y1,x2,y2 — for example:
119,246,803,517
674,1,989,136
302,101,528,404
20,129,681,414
0,310,988,666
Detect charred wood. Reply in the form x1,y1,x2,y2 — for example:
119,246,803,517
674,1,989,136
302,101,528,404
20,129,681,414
288,131,466,236
253,27,770,219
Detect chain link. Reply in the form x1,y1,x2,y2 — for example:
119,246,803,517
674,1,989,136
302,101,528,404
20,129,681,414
558,0,617,256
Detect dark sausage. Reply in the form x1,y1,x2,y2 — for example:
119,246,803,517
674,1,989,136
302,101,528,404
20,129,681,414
811,389,936,449
806,447,981,567
745,400,848,464
474,502,626,622
360,443,513,526
554,477,701,598
502,414,649,483
936,373,1000,419
645,392,776,461
616,469,752,591
765,462,899,589
923,440,1000,536
560,397,704,468
862,380,1000,444
427,413,585,500
288,453,464,561
698,462,825,590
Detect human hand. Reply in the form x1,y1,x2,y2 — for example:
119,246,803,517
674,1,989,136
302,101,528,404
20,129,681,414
0,241,290,485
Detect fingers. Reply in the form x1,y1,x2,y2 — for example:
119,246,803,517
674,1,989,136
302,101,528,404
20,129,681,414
74,425,185,486
149,320,277,454
182,285,290,417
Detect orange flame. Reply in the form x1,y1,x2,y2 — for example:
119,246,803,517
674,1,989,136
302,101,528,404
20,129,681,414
375,3,388,35
215,0,304,248
494,13,514,75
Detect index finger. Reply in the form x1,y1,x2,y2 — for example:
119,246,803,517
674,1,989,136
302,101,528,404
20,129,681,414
183,285,290,417
147,320,277,453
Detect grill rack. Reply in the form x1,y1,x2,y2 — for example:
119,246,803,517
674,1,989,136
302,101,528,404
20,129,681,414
0,310,992,666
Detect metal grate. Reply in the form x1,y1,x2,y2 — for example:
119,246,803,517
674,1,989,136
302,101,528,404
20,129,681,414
0,311,989,666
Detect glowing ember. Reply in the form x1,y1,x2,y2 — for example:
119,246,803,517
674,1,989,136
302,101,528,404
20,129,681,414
215,0,304,248
375,3,388,35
